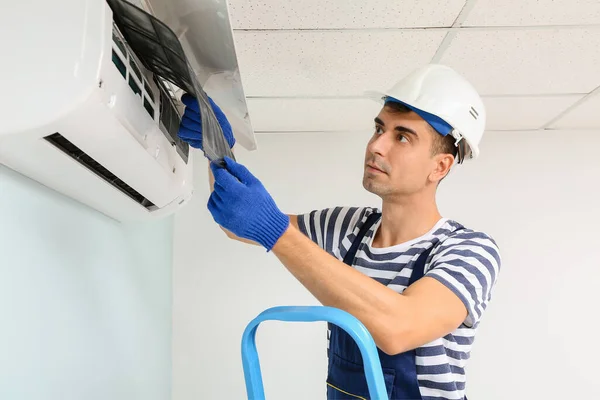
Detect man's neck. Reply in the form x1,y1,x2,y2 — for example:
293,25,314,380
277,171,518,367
372,193,443,248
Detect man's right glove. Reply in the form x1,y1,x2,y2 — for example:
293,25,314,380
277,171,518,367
208,157,290,251
177,93,236,151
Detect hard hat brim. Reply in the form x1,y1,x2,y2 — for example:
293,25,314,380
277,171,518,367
365,91,454,137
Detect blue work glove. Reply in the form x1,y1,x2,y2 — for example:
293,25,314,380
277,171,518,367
208,157,290,251
177,93,236,150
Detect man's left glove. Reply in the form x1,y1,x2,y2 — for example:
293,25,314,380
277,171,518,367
208,157,290,251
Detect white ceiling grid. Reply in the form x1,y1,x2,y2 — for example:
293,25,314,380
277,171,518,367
227,0,600,134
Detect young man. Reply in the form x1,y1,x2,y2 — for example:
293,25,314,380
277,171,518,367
178,64,501,400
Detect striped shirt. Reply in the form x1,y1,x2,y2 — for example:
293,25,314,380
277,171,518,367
297,206,501,400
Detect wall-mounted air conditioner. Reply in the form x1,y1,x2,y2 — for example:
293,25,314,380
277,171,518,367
0,0,256,222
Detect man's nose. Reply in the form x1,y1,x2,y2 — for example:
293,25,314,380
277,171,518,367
368,131,393,157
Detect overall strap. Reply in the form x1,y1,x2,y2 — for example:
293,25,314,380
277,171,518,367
407,247,433,286
408,227,466,286
343,212,382,266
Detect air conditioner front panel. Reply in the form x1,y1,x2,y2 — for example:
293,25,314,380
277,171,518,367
0,89,193,220
0,133,159,221
56,92,188,209
0,0,106,136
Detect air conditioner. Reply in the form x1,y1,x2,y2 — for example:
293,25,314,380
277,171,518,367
0,0,256,222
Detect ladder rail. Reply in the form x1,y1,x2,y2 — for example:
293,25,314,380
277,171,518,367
241,306,388,399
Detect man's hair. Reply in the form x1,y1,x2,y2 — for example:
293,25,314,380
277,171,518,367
384,101,457,159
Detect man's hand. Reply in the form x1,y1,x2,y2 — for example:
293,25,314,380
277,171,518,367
177,93,254,243
177,93,236,151
208,157,290,251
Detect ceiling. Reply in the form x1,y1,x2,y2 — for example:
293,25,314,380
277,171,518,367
225,0,600,135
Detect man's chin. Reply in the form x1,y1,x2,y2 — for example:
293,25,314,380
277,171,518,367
363,177,381,195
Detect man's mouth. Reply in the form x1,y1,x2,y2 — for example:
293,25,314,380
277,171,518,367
366,163,386,174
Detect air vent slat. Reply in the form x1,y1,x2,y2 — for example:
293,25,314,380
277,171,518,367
44,133,155,210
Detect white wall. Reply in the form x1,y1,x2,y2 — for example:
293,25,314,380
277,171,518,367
0,166,173,400
172,129,600,400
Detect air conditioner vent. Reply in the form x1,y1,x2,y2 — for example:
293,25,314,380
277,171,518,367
44,133,155,209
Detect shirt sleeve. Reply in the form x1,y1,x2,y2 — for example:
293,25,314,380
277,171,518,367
425,229,502,328
296,207,367,254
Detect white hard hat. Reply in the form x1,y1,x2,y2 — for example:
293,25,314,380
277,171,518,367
366,64,486,163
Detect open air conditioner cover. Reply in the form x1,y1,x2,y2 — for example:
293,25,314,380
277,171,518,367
107,0,234,164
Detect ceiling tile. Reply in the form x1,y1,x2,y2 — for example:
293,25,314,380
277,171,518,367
439,28,600,95
234,30,447,97
463,0,600,27
246,98,381,132
484,95,583,130
548,90,600,129
228,0,467,29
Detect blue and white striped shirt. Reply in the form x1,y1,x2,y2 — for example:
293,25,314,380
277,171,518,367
297,206,501,400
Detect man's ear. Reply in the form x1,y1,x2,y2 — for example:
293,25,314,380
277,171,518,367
430,153,455,184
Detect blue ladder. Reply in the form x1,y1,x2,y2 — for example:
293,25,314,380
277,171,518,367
241,306,388,399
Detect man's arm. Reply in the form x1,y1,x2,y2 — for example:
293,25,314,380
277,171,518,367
271,224,468,355
205,157,500,354
207,162,299,245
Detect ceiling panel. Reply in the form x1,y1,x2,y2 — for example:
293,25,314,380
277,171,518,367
234,30,447,97
439,28,600,95
246,98,381,132
548,90,600,129
483,95,583,131
228,0,467,30
463,0,600,27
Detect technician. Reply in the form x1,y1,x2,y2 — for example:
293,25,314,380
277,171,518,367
177,64,501,400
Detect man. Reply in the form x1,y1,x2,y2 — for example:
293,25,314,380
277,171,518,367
177,64,501,400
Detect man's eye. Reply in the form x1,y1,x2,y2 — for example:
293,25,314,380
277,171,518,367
397,134,408,143
375,126,384,135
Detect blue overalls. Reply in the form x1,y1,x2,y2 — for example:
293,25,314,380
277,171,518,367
326,212,433,400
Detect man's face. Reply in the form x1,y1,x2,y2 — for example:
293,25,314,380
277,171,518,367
362,105,440,199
